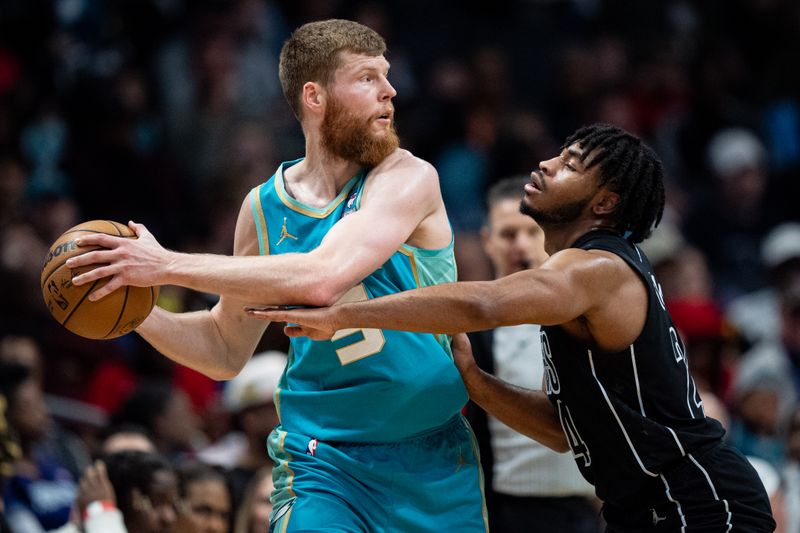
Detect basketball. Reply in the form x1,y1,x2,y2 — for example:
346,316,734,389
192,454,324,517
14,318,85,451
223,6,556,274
40,220,160,340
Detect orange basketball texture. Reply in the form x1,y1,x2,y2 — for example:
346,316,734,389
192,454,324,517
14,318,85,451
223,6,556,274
40,220,159,339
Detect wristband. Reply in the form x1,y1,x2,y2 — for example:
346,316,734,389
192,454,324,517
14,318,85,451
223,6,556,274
83,500,116,521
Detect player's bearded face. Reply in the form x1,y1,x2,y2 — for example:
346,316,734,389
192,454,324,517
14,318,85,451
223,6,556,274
321,95,399,167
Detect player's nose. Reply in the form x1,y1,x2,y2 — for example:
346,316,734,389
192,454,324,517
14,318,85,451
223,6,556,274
539,156,557,175
380,76,397,100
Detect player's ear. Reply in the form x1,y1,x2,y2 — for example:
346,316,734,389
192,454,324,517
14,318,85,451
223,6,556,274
302,82,325,116
592,190,620,216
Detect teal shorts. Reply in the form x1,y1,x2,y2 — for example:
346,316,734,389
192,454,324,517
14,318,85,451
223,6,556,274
267,415,488,533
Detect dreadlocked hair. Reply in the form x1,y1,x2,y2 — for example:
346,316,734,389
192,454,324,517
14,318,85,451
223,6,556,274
563,123,665,243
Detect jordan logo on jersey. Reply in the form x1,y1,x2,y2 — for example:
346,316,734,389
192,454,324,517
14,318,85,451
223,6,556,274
276,217,298,246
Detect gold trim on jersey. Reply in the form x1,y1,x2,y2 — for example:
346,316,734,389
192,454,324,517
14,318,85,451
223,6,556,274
278,431,295,498
275,386,282,425
250,185,270,256
274,162,360,218
462,418,491,533
397,247,421,287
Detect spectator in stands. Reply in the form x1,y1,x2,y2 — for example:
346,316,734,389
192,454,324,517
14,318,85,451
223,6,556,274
0,387,20,533
198,351,285,509
0,361,77,532
100,424,157,456
733,270,800,468
0,334,90,481
748,456,787,533
103,450,179,533
111,379,203,464
435,105,497,281
52,460,128,533
729,367,789,468
231,466,272,533
684,128,772,304
175,462,231,533
728,222,800,346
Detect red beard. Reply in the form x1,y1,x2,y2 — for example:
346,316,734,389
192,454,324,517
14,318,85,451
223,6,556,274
320,97,399,167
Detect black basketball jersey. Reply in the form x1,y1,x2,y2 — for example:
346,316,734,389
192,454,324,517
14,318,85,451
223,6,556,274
542,230,725,508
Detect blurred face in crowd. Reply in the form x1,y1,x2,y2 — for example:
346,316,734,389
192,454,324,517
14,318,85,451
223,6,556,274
8,378,49,443
248,472,274,533
176,478,231,533
738,388,780,435
103,432,157,455
320,52,399,167
482,197,548,278
155,390,200,451
128,469,179,533
0,336,42,379
240,402,279,441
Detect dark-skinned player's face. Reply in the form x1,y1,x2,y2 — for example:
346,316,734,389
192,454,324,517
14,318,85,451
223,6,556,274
521,143,599,224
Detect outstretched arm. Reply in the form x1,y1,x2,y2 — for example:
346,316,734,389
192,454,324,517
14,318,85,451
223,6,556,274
67,153,448,307
451,334,568,452
248,247,646,352
248,249,613,334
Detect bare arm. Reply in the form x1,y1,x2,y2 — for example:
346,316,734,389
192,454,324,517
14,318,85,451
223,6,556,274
249,247,646,351
67,153,447,307
250,249,615,332
133,199,269,380
452,334,568,452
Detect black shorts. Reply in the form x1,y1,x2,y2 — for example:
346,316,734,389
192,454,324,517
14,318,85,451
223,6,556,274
603,443,775,532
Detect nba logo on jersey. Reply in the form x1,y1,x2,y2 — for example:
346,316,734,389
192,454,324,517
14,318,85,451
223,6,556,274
306,438,318,456
343,188,359,217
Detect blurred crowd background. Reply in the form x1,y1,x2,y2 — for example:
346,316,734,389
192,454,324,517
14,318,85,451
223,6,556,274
0,0,799,531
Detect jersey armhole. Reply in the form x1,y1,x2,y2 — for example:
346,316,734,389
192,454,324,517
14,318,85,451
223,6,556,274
249,184,270,256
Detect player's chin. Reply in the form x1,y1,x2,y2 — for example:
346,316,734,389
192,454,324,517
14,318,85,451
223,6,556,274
520,195,539,212
369,126,392,139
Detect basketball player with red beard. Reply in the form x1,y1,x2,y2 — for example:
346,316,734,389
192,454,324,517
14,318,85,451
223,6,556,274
68,19,488,533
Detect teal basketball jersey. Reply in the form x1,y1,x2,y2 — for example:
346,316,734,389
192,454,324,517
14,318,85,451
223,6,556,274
250,159,468,442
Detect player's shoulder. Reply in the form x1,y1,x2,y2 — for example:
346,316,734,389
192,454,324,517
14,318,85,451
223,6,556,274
370,148,437,180
233,187,260,256
543,247,627,280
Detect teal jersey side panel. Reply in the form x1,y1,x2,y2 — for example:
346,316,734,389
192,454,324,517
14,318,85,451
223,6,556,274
252,160,467,442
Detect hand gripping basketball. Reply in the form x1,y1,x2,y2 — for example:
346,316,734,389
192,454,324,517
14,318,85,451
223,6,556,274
40,220,160,339
65,221,167,301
